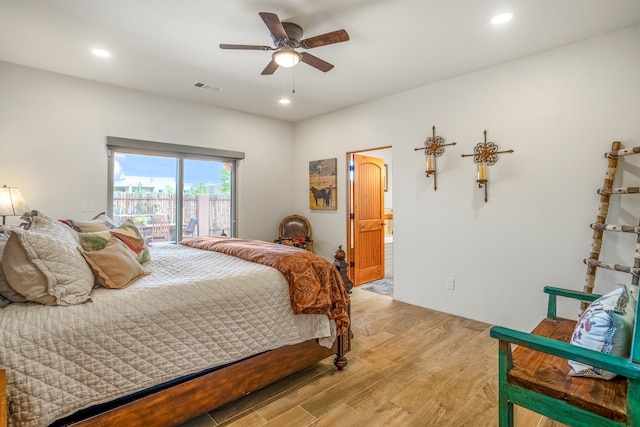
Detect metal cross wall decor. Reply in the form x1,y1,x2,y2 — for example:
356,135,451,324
461,130,514,202
414,126,457,190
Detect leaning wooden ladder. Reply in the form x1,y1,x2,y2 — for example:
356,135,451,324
490,141,640,426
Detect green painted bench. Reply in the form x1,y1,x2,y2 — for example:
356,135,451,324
490,286,640,426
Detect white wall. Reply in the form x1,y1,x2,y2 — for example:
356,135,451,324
293,25,640,331
0,61,295,241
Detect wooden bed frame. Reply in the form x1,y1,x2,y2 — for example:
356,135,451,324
0,247,352,427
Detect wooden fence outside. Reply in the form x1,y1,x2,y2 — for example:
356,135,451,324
112,193,231,236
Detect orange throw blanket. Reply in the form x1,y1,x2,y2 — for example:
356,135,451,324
180,237,350,336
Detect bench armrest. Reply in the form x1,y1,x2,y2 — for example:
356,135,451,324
490,325,640,380
543,286,601,319
543,286,601,301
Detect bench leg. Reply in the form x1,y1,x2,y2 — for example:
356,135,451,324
497,341,514,427
498,396,514,427
628,379,640,427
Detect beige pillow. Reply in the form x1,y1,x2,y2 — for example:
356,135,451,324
1,234,52,304
2,211,94,305
60,212,116,233
0,236,28,305
78,219,150,264
81,237,147,289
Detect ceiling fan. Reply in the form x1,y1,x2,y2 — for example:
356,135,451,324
219,12,349,75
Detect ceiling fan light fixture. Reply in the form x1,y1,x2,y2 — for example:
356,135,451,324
273,49,301,68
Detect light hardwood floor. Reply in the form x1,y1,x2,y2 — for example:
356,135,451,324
180,287,566,427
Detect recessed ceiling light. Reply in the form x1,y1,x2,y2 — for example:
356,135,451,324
279,97,291,105
491,12,515,25
91,48,111,58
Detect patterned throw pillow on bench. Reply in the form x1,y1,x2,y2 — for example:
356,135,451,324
569,284,637,379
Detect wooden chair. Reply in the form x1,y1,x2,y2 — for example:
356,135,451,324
490,141,640,426
134,221,152,244
151,220,171,242
274,214,313,252
183,218,197,237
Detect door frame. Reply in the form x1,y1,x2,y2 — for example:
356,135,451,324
346,146,392,283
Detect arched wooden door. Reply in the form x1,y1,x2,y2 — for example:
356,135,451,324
350,153,385,285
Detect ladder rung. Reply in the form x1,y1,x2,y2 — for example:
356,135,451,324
590,223,640,233
584,258,640,276
606,146,640,158
598,187,640,195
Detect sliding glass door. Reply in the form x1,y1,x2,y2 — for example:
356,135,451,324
182,158,232,239
107,137,242,245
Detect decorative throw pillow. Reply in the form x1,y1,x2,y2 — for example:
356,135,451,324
59,212,116,233
78,219,150,264
1,211,95,305
275,236,310,251
81,236,147,289
569,285,637,379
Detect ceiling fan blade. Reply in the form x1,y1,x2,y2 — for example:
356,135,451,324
219,44,273,51
259,12,288,41
300,29,349,49
261,59,279,75
300,52,334,72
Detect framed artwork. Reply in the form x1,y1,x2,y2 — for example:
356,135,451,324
309,158,337,210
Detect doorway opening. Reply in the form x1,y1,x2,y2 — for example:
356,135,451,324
346,146,393,296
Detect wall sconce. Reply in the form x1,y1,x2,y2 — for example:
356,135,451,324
461,130,514,202
0,185,29,225
414,126,456,190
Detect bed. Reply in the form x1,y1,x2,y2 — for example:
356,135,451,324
0,212,351,427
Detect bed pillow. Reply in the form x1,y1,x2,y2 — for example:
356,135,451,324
78,219,150,264
1,233,48,303
569,285,637,379
1,211,95,306
0,236,28,305
60,212,116,233
81,236,147,289
0,293,10,308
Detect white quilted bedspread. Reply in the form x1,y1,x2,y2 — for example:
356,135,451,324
0,245,333,427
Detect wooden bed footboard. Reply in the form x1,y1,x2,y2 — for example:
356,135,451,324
66,337,347,427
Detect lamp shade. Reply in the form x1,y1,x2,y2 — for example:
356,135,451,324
0,185,28,220
273,49,301,68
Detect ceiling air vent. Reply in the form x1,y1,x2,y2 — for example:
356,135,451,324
192,82,222,92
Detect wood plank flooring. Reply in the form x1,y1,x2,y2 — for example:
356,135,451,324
179,288,567,427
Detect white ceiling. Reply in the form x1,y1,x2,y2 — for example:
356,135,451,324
1,0,640,123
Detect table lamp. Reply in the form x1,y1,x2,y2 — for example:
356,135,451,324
0,185,28,225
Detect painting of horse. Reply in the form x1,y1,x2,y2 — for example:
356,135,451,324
309,158,337,210
309,185,333,208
